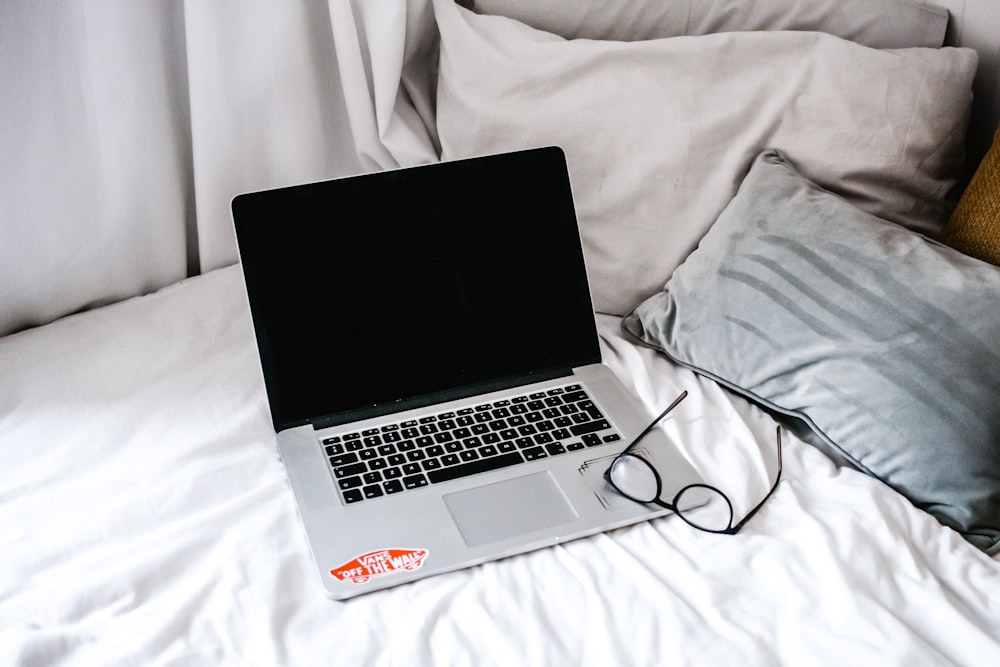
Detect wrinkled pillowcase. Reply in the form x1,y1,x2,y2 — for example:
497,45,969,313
471,0,948,48
623,149,1000,553
434,0,976,315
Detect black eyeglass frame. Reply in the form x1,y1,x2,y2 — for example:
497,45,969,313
603,391,783,535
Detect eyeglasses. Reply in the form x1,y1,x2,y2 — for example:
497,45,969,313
604,391,783,535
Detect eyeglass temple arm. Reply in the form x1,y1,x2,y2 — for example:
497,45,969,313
627,390,688,447
729,425,783,533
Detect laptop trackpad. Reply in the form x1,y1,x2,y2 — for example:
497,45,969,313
443,472,579,548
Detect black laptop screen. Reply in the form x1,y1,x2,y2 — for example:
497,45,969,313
233,147,601,430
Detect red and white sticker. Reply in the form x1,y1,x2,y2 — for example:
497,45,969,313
330,548,429,584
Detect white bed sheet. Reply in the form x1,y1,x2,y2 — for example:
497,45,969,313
2,266,998,666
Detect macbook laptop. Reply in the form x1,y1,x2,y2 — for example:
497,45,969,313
232,146,702,599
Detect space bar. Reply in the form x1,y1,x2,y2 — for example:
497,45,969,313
427,452,525,484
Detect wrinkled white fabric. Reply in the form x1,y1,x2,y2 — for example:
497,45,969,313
1,267,997,666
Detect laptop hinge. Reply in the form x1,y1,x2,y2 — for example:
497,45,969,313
306,367,573,431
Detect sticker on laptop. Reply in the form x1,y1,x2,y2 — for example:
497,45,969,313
331,548,429,584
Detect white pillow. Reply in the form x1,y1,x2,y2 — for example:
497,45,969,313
470,0,949,48
434,0,976,315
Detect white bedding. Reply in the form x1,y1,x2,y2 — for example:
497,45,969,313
2,266,998,666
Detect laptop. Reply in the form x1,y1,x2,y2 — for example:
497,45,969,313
232,146,702,599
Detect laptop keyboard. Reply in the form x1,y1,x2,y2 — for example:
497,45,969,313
321,384,622,504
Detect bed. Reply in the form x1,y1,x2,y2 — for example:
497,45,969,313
2,1,999,665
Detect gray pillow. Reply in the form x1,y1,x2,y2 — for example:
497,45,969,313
471,0,949,48
623,149,1000,553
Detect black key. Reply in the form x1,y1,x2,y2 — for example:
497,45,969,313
488,419,508,431
323,436,342,445
403,474,429,489
433,432,454,444
522,447,547,461
553,428,571,440
499,429,518,440
362,428,380,436
545,442,567,456
328,452,359,467
378,444,396,456
508,415,526,426
384,480,404,494
562,390,587,403
407,450,426,461
529,392,546,400
345,440,364,452
363,471,383,484
534,432,553,444
363,484,384,499
510,404,528,414
568,442,585,451
583,433,603,447
560,404,579,415
439,419,456,431
542,408,560,419
604,433,622,443
457,408,474,416
445,441,463,453
368,458,388,470
343,432,361,441
363,436,381,447
474,413,491,424
565,384,581,391
442,453,460,467
528,400,545,411
398,440,416,451
338,475,363,489
512,395,529,403
570,420,612,436
517,424,538,436
402,463,422,475
525,412,544,423
544,397,562,407
515,437,534,449
474,404,492,412
334,463,367,478
422,458,442,471
427,451,525,484
571,413,590,424
359,449,377,460
419,415,437,424
380,423,398,432
439,411,455,419
416,436,434,447
384,466,402,479
554,417,573,428
498,441,517,453
482,433,501,444
460,450,479,462
494,399,510,407
343,489,364,503
325,443,345,456
419,423,438,435
426,445,445,458
388,454,406,466
383,431,402,442
471,424,489,435
463,436,482,449
491,408,510,419
456,415,474,426
453,427,472,439
547,387,564,395
536,420,555,432
402,427,419,439
400,419,418,428
478,444,498,457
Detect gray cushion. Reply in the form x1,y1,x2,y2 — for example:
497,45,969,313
623,149,1000,553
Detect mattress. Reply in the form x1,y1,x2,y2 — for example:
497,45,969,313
2,266,997,665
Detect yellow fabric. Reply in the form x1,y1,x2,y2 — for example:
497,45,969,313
939,124,1000,266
